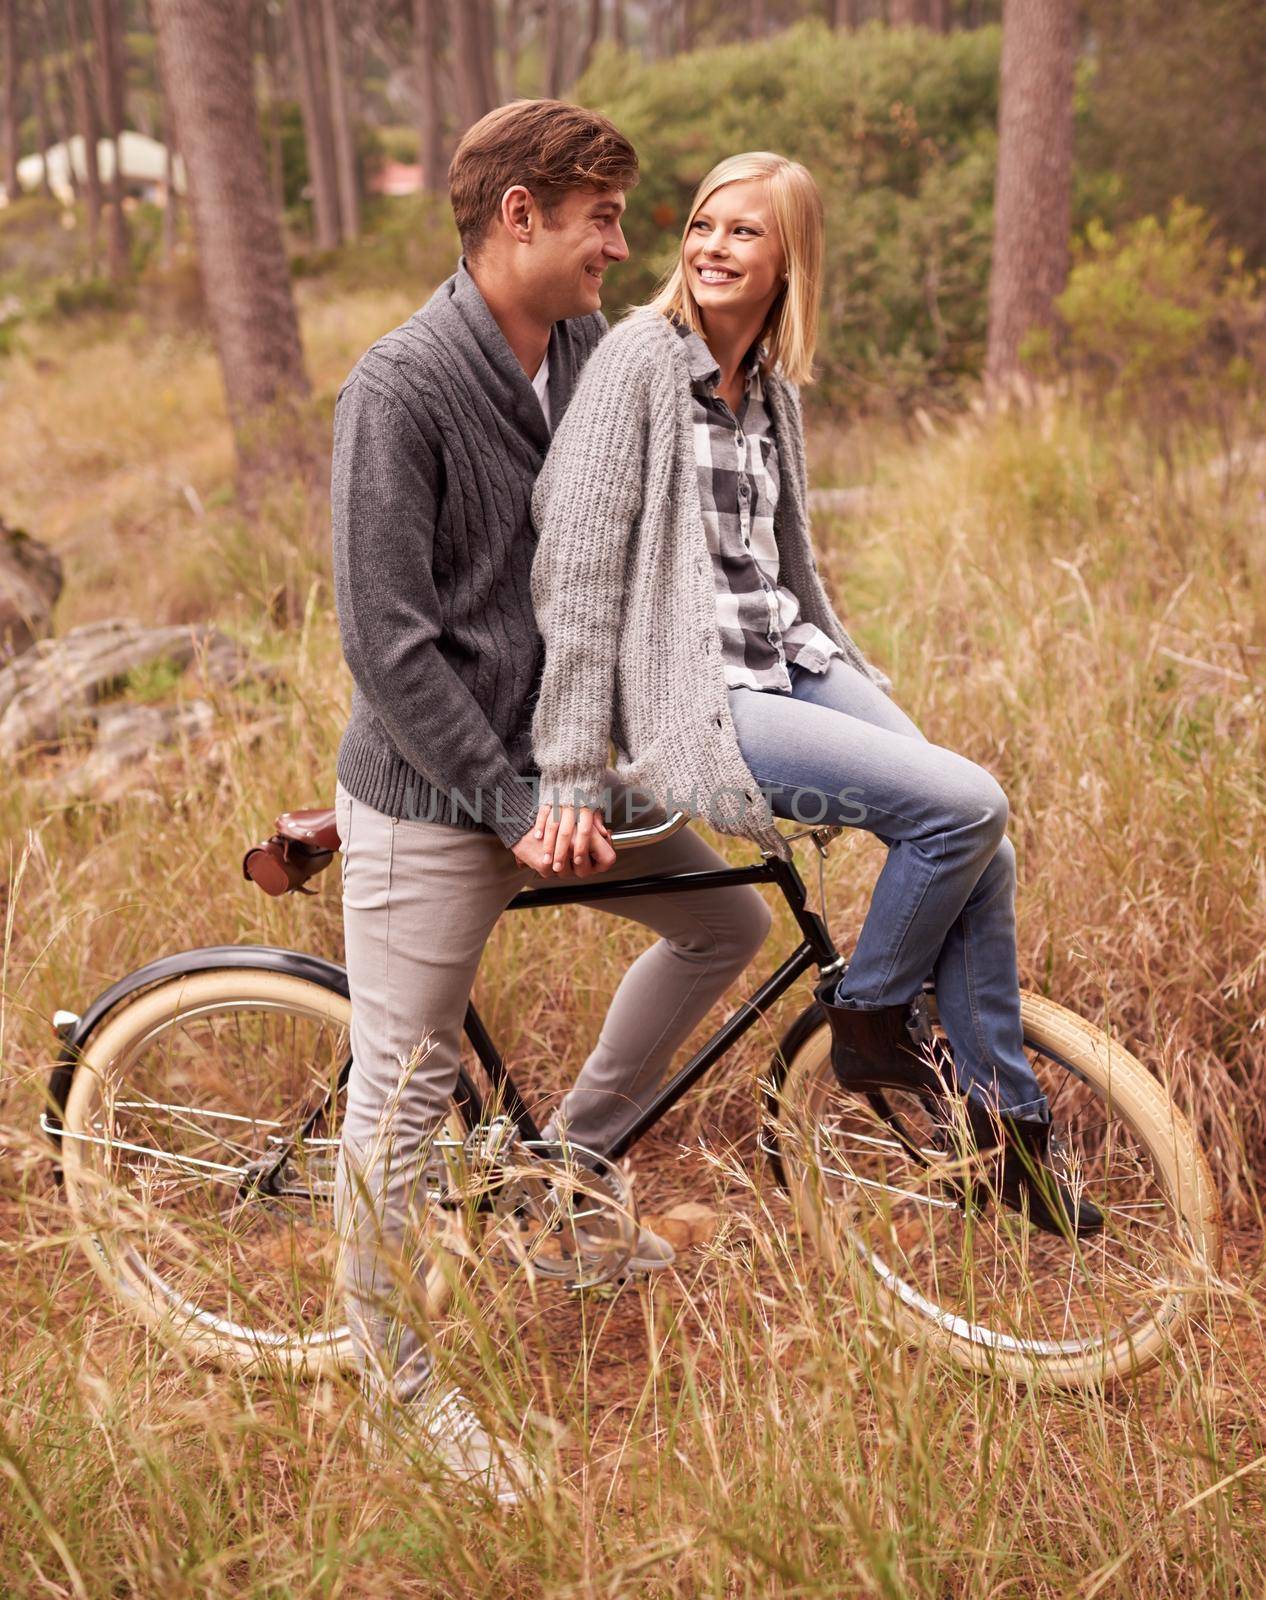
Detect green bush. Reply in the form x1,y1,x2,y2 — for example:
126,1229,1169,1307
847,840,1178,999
290,193,459,294
136,254,208,333
376,124,421,167
124,199,172,278
579,20,1002,409
1081,0,1266,269
46,277,127,319
0,194,88,305
1049,200,1266,467
262,100,311,213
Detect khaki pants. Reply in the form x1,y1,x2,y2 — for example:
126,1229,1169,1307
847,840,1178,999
332,774,772,1406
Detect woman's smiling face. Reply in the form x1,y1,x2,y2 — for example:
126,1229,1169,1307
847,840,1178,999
682,178,787,319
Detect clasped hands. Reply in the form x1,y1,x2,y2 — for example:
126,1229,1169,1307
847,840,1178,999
511,802,618,879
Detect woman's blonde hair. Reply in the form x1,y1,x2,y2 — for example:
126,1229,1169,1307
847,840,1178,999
645,151,824,386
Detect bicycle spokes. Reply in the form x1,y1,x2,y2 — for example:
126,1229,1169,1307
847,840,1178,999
771,996,1215,1384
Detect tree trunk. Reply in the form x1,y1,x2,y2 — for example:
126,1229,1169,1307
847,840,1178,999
90,0,130,279
161,130,178,263
833,0,863,25
749,0,767,38
259,0,286,214
145,0,178,264
649,0,667,58
66,0,103,272
476,0,498,107
2,0,19,201
30,28,55,197
152,0,311,484
289,0,339,249
612,0,627,48
449,0,492,129
888,0,923,25
41,0,81,198
577,0,601,75
412,0,443,191
503,0,521,94
543,0,564,96
319,0,358,241
984,0,1078,391
927,0,950,29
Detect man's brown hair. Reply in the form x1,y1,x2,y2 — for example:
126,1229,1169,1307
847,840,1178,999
448,99,639,256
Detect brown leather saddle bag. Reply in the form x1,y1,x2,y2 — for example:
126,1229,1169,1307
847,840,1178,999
242,807,340,897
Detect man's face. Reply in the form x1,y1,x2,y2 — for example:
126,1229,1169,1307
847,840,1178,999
528,186,629,319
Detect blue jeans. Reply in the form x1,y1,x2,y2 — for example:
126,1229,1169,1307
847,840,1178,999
728,659,1047,1118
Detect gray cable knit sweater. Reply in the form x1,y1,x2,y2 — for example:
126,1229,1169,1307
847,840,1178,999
530,309,893,863
331,260,605,849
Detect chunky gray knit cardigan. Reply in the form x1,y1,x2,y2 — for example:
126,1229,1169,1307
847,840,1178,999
530,310,892,862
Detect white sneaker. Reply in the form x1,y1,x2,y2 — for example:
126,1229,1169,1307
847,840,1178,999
360,1385,541,1506
624,1222,676,1274
575,1219,676,1276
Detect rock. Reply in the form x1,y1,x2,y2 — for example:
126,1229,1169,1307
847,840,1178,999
644,1201,720,1251
53,700,215,799
0,618,257,757
0,518,63,662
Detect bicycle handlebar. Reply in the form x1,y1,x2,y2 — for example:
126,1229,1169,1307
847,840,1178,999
608,809,692,850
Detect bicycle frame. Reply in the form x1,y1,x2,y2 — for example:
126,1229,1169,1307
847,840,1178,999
458,836,845,1162
43,829,848,1194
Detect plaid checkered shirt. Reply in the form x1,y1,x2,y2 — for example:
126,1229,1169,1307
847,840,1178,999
674,317,841,694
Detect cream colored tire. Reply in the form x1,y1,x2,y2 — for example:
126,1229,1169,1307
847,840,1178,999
60,968,465,1377
772,988,1222,1388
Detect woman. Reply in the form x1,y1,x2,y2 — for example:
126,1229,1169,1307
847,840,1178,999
529,152,1099,1236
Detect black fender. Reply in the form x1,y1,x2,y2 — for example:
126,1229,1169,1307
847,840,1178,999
44,945,352,1136
761,997,829,1192
43,943,485,1175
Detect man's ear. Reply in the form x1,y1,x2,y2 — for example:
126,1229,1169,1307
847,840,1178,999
499,184,535,245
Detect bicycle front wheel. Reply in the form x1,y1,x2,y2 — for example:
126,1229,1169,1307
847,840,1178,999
59,966,474,1376
767,988,1221,1388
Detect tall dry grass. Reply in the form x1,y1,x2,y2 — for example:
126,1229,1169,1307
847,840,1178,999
0,291,1264,1595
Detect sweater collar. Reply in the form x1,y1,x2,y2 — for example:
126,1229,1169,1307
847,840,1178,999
446,257,587,449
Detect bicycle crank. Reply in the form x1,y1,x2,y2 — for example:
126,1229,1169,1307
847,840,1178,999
457,1118,640,1290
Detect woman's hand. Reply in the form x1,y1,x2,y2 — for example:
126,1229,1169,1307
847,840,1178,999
533,800,618,877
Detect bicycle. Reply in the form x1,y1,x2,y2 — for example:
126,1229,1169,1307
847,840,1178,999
41,802,1222,1390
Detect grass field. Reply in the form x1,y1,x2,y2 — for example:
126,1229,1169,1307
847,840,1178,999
1,283,1264,1596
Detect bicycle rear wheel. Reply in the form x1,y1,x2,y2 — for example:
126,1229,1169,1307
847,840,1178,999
59,966,475,1375
767,988,1221,1388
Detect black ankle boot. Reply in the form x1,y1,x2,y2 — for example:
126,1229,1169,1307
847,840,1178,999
961,1100,1104,1238
813,978,956,1099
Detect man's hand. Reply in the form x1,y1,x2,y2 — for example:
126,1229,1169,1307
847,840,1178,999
526,800,618,878
511,826,557,877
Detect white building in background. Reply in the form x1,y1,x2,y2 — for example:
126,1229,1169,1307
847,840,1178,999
6,131,186,207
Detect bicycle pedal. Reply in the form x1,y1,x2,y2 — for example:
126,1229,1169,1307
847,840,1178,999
462,1114,520,1164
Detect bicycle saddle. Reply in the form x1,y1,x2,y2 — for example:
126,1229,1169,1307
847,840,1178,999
276,808,340,852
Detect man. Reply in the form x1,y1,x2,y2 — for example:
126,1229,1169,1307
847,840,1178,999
330,99,772,1503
